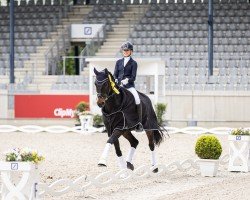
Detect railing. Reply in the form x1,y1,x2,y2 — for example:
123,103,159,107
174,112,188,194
0,56,49,81
79,24,107,70
37,156,229,198
80,24,106,57
0,155,229,199
43,0,73,75
0,125,241,135
44,25,71,75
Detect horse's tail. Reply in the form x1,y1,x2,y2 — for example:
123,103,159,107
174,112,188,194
153,125,169,146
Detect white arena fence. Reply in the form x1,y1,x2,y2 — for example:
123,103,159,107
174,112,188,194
38,156,229,198
0,155,229,199
0,125,104,134
0,125,248,135
0,124,241,199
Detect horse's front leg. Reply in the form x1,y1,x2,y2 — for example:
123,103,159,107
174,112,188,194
123,131,139,170
113,140,127,170
98,130,123,167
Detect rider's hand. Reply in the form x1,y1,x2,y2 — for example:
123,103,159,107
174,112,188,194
115,79,118,83
121,78,129,85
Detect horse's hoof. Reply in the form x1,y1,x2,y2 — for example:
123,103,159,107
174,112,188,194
98,163,107,167
152,168,158,173
127,162,134,171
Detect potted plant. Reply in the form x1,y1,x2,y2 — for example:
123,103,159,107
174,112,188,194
93,114,104,128
4,147,45,164
155,103,167,126
195,134,222,177
0,147,45,199
74,101,89,124
228,128,250,172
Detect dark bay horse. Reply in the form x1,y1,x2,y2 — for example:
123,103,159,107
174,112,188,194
94,68,165,171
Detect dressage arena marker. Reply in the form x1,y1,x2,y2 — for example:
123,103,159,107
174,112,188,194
0,156,229,199
228,135,250,172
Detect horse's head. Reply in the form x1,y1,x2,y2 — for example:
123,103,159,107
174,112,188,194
94,68,120,108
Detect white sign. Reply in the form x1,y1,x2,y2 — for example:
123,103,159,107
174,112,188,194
54,108,74,118
71,24,104,39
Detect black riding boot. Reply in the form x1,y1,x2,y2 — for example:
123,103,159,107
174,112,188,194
136,104,143,131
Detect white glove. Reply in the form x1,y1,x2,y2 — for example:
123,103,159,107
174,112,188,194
121,78,129,85
115,79,118,83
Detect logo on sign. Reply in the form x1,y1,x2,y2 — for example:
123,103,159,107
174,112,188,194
11,163,18,170
54,108,74,118
84,27,92,35
236,136,241,140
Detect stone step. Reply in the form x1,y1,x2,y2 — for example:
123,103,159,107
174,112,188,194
111,29,130,33
0,77,9,83
95,52,116,57
15,68,45,73
42,38,56,43
55,24,67,29
99,45,120,50
27,83,51,91
23,62,46,67
107,34,128,38
105,38,125,42
112,24,135,28
13,71,44,77
104,41,126,45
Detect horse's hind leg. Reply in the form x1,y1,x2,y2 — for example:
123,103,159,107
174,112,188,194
146,130,158,173
123,131,139,170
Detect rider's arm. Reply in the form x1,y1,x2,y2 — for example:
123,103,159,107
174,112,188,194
128,61,138,83
113,61,119,80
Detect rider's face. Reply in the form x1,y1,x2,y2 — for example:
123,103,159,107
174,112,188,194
122,49,132,57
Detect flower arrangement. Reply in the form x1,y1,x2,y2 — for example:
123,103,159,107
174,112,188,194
5,148,45,164
230,128,250,136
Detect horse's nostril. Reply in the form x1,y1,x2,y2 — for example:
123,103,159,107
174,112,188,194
97,102,104,108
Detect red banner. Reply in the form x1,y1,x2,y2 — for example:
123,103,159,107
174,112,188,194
15,95,89,118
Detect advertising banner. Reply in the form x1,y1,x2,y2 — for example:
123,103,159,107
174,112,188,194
15,95,89,118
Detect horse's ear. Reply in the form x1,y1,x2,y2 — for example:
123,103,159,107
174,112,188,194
94,67,99,75
104,68,108,75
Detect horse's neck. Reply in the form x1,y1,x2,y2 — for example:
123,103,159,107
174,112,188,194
104,93,122,114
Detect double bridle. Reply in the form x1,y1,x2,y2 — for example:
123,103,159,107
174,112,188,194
95,78,114,100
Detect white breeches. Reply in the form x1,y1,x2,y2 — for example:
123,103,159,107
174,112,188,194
127,87,140,104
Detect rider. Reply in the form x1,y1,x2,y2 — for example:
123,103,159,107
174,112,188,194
113,41,143,130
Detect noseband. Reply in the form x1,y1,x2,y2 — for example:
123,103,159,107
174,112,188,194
95,78,111,100
95,74,120,102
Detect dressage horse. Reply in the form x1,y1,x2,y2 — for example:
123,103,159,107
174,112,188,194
94,68,165,171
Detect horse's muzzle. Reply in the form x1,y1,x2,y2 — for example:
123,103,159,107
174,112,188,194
97,97,105,108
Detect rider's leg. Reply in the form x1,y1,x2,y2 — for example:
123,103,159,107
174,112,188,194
127,87,143,130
